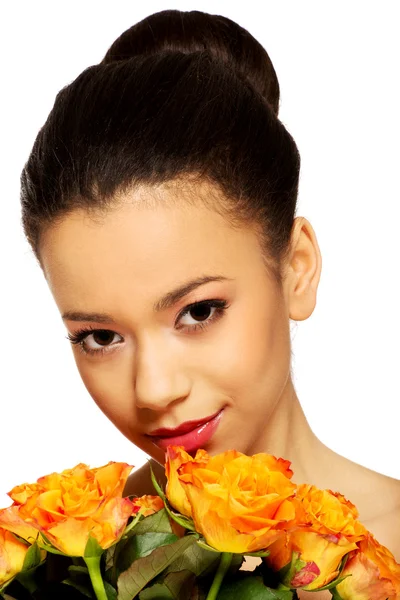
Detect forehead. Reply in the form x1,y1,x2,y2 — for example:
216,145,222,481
40,182,265,313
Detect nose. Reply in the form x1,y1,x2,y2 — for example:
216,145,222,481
134,336,191,411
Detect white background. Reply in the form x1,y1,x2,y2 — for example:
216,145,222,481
1,1,399,507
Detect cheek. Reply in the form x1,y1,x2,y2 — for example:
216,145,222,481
75,358,135,429
211,302,291,404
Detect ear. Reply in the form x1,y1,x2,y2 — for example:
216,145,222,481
284,217,322,321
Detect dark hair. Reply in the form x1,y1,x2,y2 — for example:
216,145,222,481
20,9,300,287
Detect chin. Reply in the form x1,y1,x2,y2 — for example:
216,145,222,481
197,437,240,457
131,437,166,466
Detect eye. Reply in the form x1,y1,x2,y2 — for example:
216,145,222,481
175,299,229,332
66,327,122,357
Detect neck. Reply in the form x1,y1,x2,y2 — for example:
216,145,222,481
249,380,400,525
248,381,330,486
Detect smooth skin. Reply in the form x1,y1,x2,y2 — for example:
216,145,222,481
39,179,400,596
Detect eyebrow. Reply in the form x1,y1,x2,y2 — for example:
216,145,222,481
61,275,231,323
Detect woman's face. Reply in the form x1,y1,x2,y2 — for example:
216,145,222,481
39,182,301,465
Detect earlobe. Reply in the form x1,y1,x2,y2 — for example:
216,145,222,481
286,217,322,322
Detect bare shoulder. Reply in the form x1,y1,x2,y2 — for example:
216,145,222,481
329,450,400,521
363,494,400,563
362,464,400,501
343,461,400,561
352,462,400,517
123,459,167,498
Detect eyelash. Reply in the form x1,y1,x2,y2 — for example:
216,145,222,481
66,299,229,357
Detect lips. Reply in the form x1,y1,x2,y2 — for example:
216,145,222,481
146,409,223,454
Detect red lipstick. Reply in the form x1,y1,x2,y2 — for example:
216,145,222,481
146,409,223,453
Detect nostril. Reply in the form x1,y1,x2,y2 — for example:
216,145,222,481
134,390,190,411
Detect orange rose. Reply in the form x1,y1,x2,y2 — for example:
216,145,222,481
3,462,135,556
166,445,297,553
131,494,164,517
335,533,400,599
165,446,209,517
265,530,358,590
263,484,368,590
295,484,367,542
0,504,40,543
0,527,30,589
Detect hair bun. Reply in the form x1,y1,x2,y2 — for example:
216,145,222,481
101,9,280,116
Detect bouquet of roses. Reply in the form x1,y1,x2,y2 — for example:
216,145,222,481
1,446,399,600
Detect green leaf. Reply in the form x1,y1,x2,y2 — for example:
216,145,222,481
134,533,179,559
118,533,179,571
134,508,174,535
165,543,244,582
63,563,93,598
84,534,105,558
63,578,94,598
139,570,196,600
196,540,220,553
117,535,196,600
104,581,118,600
166,511,197,532
105,543,117,573
15,543,46,595
37,532,68,556
69,565,89,576
217,576,294,599
15,571,37,595
21,541,43,571
139,583,174,599
244,551,270,558
164,540,221,577
164,570,197,599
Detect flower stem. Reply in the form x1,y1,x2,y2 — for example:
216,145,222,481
84,555,108,600
206,552,233,600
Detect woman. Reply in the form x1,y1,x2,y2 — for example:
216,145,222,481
19,8,400,595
